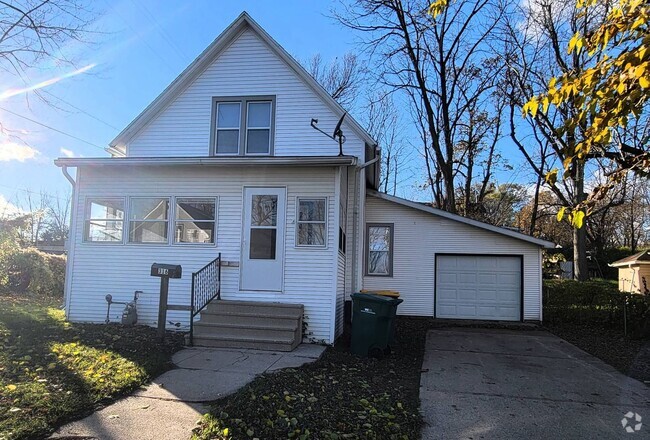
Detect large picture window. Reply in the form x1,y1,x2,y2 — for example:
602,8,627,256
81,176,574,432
366,223,393,276
212,96,274,155
85,198,124,242
174,198,216,244
128,197,169,243
297,198,326,247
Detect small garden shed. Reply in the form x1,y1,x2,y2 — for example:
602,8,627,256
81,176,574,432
610,250,650,294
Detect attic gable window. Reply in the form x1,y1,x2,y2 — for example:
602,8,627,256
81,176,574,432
212,96,275,156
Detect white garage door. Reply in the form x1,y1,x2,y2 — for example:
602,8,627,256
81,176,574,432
436,255,521,321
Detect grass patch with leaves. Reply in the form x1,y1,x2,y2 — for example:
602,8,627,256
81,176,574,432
0,293,184,440
193,318,432,440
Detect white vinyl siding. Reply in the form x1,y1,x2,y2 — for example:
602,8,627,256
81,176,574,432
362,195,543,321
66,165,338,343
126,28,365,160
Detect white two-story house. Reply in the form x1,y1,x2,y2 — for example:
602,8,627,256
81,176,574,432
55,12,554,350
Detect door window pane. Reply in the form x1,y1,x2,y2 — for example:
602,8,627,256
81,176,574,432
250,229,277,259
251,195,277,226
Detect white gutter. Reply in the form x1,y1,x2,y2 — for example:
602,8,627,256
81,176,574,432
54,156,358,168
351,155,380,294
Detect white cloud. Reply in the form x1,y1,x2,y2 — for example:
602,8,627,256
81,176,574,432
0,194,23,219
0,141,39,162
60,147,75,158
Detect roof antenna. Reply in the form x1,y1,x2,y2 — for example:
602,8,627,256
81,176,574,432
310,113,347,156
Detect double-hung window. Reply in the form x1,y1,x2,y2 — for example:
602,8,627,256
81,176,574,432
297,198,327,247
128,197,170,244
366,223,393,276
174,198,216,244
85,198,124,242
213,97,274,155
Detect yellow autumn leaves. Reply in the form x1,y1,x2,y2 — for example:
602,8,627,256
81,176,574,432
522,0,649,227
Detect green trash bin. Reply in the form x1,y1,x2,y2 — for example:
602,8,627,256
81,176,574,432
350,292,403,357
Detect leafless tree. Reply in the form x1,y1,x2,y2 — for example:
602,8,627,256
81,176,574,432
0,0,94,72
335,0,508,213
362,92,413,195
306,53,364,110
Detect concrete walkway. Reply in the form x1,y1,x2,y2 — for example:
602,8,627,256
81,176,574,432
51,344,325,440
420,328,650,440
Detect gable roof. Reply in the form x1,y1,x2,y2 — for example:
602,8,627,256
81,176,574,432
610,250,650,267
109,12,377,151
367,190,556,248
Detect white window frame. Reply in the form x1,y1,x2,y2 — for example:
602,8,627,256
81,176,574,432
244,100,273,156
172,196,218,246
214,101,242,155
365,223,394,277
295,197,328,248
83,197,126,244
127,197,171,245
211,96,275,156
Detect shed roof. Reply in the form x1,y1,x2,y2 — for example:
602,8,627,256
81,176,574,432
609,250,650,267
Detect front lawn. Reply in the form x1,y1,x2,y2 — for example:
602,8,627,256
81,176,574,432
0,294,184,440
193,318,430,440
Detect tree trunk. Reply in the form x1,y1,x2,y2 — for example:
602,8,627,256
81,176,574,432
573,160,589,281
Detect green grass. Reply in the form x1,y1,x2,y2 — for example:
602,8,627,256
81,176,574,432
0,294,184,440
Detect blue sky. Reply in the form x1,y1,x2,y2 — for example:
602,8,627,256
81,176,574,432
0,0,531,215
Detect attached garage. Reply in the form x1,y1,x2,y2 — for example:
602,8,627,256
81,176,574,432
362,191,555,322
436,255,522,320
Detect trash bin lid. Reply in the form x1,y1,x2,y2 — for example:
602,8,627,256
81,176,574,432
360,289,400,298
351,292,403,304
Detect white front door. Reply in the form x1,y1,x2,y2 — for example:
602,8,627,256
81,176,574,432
240,187,286,291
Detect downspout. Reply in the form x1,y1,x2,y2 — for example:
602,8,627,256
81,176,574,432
60,165,76,318
61,165,75,186
351,155,380,294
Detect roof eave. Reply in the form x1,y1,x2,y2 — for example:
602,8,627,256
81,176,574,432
367,190,556,249
54,155,358,168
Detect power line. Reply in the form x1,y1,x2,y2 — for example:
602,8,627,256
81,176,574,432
0,106,107,152
42,90,120,131
132,0,188,62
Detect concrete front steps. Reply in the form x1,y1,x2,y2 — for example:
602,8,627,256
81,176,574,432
192,300,303,351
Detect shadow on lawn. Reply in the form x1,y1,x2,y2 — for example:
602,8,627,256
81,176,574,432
0,295,184,440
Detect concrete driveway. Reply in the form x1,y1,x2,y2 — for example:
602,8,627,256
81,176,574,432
420,328,650,439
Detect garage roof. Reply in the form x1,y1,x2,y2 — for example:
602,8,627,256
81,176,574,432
368,190,556,249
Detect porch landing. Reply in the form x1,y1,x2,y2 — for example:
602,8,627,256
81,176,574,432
192,299,304,351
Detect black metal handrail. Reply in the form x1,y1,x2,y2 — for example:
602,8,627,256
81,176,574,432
189,253,221,345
